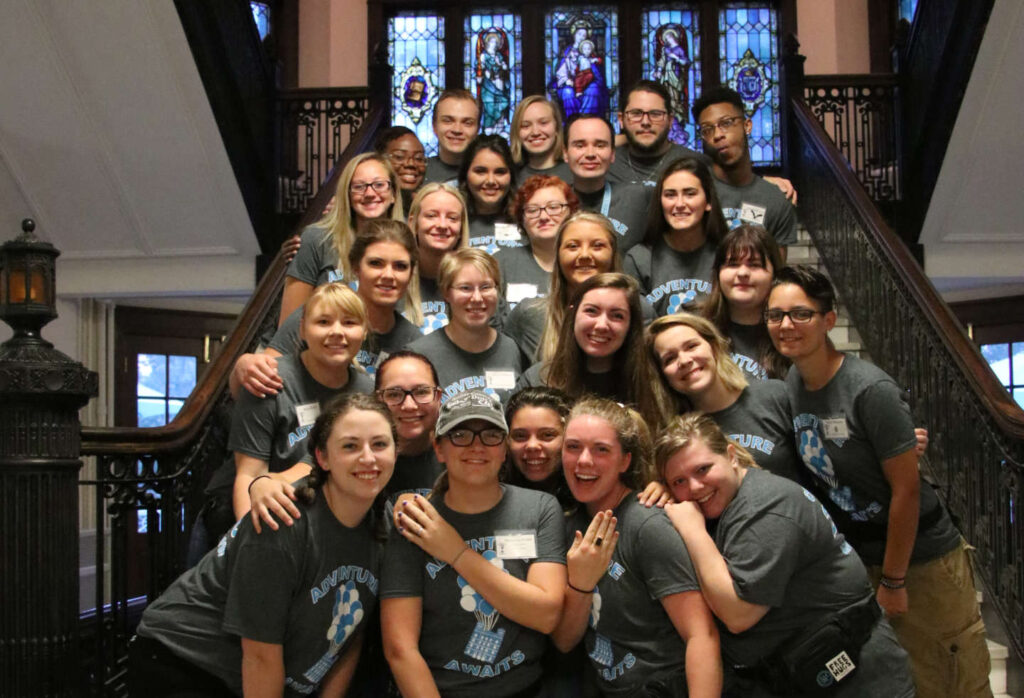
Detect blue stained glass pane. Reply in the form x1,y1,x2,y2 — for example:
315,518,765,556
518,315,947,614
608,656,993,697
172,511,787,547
718,2,781,166
463,12,523,142
641,5,701,148
545,6,620,123
388,14,446,156
250,2,270,41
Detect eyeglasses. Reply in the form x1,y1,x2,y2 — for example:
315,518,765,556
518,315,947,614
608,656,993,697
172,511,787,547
386,150,427,166
377,385,439,406
623,109,668,124
350,180,392,195
523,202,569,218
446,426,507,447
698,115,745,139
452,283,497,296
764,307,822,325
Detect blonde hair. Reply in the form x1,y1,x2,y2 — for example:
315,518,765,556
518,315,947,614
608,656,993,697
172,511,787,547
654,412,759,483
301,283,370,368
568,397,655,490
539,212,622,362
437,247,501,296
315,153,405,281
348,219,423,326
407,183,470,251
510,96,565,164
646,313,748,413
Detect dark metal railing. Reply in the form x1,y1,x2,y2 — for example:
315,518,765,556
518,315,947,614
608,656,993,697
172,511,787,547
77,103,386,696
275,88,372,216
803,74,900,203
789,95,1024,660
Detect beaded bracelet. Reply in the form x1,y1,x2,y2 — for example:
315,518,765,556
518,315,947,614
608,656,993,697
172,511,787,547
247,474,271,497
451,545,471,567
567,580,595,594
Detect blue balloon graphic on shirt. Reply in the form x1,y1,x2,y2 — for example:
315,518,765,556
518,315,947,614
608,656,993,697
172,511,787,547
458,549,508,662
797,425,840,489
666,290,696,314
422,312,449,334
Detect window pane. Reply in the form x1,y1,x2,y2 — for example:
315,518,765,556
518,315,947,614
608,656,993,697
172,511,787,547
464,13,522,142
389,14,446,156
546,6,620,122
981,343,1010,385
900,0,918,23
250,2,271,41
719,3,781,166
641,6,702,149
137,398,167,428
1012,343,1024,387
168,399,186,422
138,354,166,397
1015,388,1024,409
168,355,198,398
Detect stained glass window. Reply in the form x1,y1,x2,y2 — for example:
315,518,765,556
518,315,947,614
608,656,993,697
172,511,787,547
464,12,523,142
545,7,620,123
389,14,446,156
250,2,270,41
719,3,780,166
641,6,702,148
899,0,919,23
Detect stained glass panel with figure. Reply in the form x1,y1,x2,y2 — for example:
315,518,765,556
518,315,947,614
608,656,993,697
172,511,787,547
641,6,702,148
464,12,522,141
545,7,620,123
389,14,446,156
718,3,780,166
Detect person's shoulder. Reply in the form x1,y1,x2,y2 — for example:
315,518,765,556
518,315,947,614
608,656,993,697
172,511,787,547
746,377,790,401
503,483,561,511
408,328,449,352
837,354,899,391
299,224,330,243
613,181,650,201
347,365,375,393
624,242,652,264
732,467,808,517
273,353,305,382
667,143,703,161
393,312,423,340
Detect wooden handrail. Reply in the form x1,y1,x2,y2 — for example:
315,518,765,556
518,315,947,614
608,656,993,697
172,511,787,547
803,74,897,88
80,101,387,456
791,97,1024,436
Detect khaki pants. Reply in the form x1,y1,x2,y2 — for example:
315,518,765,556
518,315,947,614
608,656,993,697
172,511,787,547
868,539,993,698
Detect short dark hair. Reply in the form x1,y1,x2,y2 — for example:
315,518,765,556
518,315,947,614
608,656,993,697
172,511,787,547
622,79,672,115
457,134,518,216
564,112,616,142
692,86,746,124
374,126,419,153
772,264,836,313
375,350,440,391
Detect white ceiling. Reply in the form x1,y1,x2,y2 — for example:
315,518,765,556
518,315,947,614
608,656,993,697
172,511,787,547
0,0,259,300
921,0,1024,300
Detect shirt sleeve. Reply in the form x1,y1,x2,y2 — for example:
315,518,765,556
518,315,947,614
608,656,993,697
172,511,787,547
856,379,918,461
636,512,700,598
379,528,426,599
287,227,328,285
266,307,304,355
768,196,798,247
623,246,652,293
227,388,278,461
720,511,806,607
222,539,299,644
533,493,568,564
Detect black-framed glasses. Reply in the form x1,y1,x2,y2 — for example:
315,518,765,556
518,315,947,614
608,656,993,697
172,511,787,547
386,150,427,166
350,180,392,195
764,307,822,325
377,385,439,406
623,109,668,123
523,202,569,218
698,115,745,138
446,426,506,447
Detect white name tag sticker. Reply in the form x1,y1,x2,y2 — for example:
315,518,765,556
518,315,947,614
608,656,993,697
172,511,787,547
506,283,539,305
486,370,516,391
495,531,538,560
825,650,856,682
295,402,321,428
822,417,850,441
494,223,522,242
740,202,767,225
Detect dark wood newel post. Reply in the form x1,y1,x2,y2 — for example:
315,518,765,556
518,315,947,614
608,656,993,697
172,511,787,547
780,32,806,179
0,219,98,696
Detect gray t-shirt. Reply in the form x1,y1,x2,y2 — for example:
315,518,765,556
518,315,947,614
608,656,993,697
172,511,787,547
518,160,573,185
710,380,800,482
567,496,700,696
624,238,716,316
407,329,528,406
468,215,525,256
137,489,380,697
386,448,444,499
606,143,708,188
380,485,566,698
495,246,550,309
574,182,651,252
713,469,914,698
288,225,344,287
786,355,960,565
424,156,460,186
726,321,771,382
228,355,373,472
714,175,797,248
355,312,423,376
419,276,449,334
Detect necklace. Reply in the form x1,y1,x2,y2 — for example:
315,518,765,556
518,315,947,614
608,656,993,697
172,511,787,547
625,147,672,185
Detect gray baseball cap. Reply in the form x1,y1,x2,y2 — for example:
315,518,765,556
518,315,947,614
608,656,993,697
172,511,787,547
435,390,508,437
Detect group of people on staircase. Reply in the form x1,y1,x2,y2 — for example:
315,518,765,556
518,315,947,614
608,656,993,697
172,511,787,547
128,77,992,698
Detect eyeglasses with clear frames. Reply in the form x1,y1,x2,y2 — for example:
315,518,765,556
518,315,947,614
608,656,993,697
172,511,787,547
698,115,745,139
452,283,497,296
523,202,569,218
764,307,822,325
623,109,669,123
377,385,439,406
350,180,392,195
387,151,427,166
446,426,507,447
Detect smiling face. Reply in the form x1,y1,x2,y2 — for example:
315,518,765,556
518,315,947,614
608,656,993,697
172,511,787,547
350,159,395,222
518,101,558,158
300,300,366,372
766,283,835,362
434,97,480,161
376,357,440,448
355,241,412,310
523,186,570,244
414,190,464,256
719,249,773,313
508,406,564,483
622,89,671,154
316,408,396,504
384,134,426,191
663,438,742,520
466,149,512,214
573,287,630,359
444,263,498,330
660,170,711,235
434,417,506,489
652,324,718,399
558,221,615,290
565,117,614,185
562,414,631,513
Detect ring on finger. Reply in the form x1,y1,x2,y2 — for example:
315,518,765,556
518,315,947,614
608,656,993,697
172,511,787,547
595,537,603,547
